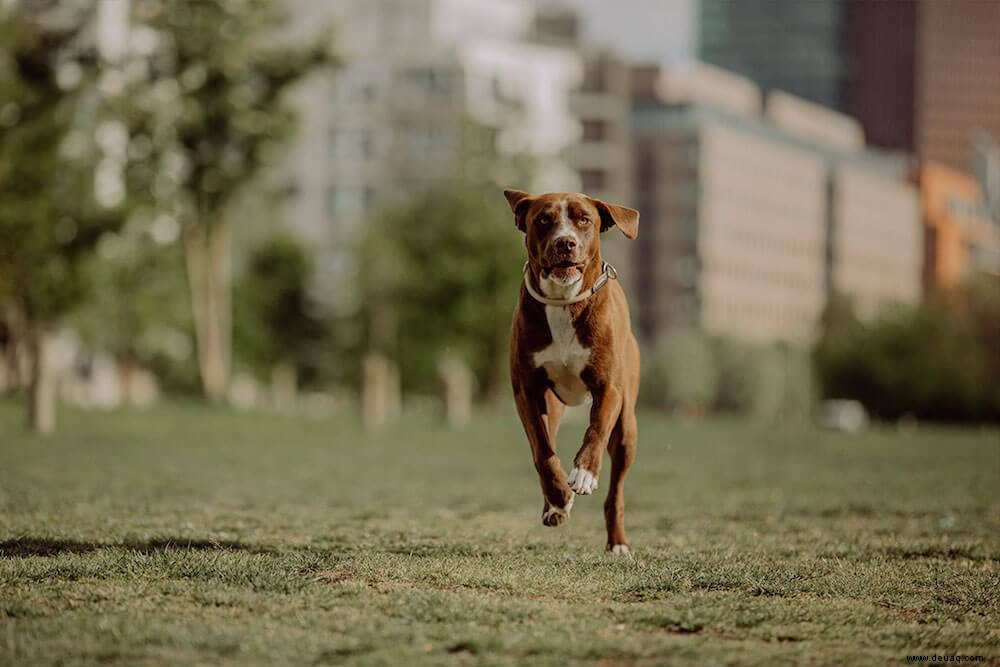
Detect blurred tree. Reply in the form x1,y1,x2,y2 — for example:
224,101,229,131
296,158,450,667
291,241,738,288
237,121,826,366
712,336,756,413
642,327,718,414
0,2,123,432
233,236,329,387
949,275,1000,414
73,211,195,400
643,331,814,422
814,298,995,422
129,0,334,402
359,185,523,397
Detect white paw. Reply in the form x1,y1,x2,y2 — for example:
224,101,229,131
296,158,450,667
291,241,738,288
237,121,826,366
542,506,566,522
567,467,598,495
542,494,573,526
609,544,632,557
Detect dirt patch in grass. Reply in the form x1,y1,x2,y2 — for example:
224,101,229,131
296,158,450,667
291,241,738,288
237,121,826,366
882,545,995,562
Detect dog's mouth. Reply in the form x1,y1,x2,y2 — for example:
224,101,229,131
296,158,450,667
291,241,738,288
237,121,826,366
551,260,580,269
543,259,585,282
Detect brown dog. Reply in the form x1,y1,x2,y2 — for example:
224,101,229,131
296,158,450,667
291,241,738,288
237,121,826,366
505,189,640,554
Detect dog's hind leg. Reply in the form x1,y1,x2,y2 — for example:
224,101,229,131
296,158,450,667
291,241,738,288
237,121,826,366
604,399,637,554
544,389,565,443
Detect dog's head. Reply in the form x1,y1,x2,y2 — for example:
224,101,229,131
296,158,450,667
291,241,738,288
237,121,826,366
504,189,639,286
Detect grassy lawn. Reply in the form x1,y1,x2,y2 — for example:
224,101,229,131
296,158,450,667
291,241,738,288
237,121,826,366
0,400,997,665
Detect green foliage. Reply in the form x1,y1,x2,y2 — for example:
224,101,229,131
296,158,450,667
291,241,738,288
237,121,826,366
642,327,717,411
0,2,122,321
359,185,523,395
72,211,197,391
712,337,756,412
120,0,336,401
129,0,334,220
814,296,996,422
949,276,1000,406
642,330,814,423
233,236,329,386
747,343,814,424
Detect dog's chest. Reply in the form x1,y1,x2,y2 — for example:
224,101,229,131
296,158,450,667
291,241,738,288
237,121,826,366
532,306,591,406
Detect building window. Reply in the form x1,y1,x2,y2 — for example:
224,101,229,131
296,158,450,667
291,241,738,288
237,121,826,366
637,148,657,189
329,128,374,161
331,67,378,104
403,122,454,156
326,185,371,219
580,169,607,191
581,60,607,92
581,120,608,142
402,67,457,96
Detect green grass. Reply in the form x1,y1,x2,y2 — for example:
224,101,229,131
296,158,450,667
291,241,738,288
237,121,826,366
0,400,997,665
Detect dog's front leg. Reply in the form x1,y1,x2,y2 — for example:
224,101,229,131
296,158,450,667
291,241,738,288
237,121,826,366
568,385,622,495
513,383,574,526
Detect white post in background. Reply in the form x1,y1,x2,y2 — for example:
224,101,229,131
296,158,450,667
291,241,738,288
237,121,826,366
438,355,473,429
363,352,400,432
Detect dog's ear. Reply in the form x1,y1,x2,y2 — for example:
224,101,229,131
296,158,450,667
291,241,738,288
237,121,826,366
589,197,639,239
504,189,533,233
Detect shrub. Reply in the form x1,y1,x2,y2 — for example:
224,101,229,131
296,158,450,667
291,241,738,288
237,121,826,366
712,337,814,424
641,329,814,422
814,298,995,422
233,236,330,387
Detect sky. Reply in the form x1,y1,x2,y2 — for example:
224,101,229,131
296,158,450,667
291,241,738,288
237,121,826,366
548,0,697,65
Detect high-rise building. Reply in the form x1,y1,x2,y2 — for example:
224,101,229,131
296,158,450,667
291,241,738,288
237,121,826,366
828,164,923,319
528,9,637,295
701,0,1000,186
630,63,922,344
848,0,1000,175
631,65,826,344
567,52,635,296
280,0,583,309
699,0,849,111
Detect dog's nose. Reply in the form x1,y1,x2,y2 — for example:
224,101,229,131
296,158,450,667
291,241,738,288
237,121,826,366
554,236,577,253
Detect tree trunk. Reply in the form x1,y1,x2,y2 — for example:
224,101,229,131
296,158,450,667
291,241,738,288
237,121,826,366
210,217,232,395
2,299,26,391
26,324,56,435
183,220,232,403
118,353,137,407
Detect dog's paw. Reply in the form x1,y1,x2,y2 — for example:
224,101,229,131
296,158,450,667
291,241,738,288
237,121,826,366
542,495,573,527
607,544,632,557
567,467,598,495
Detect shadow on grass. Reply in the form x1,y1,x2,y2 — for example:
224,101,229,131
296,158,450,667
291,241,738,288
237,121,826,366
0,536,274,558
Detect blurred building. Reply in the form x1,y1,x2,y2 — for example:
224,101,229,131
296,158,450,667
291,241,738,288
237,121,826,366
530,9,635,294
828,164,922,320
700,0,1000,191
914,162,1000,292
848,0,1000,177
281,0,582,308
630,63,921,344
847,0,1000,179
631,64,825,344
699,0,849,111
571,51,635,296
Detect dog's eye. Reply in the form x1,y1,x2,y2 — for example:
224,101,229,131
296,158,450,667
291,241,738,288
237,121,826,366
578,216,592,226
536,215,551,225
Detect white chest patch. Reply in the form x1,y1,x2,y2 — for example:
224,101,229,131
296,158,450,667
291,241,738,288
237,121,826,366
533,306,591,406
